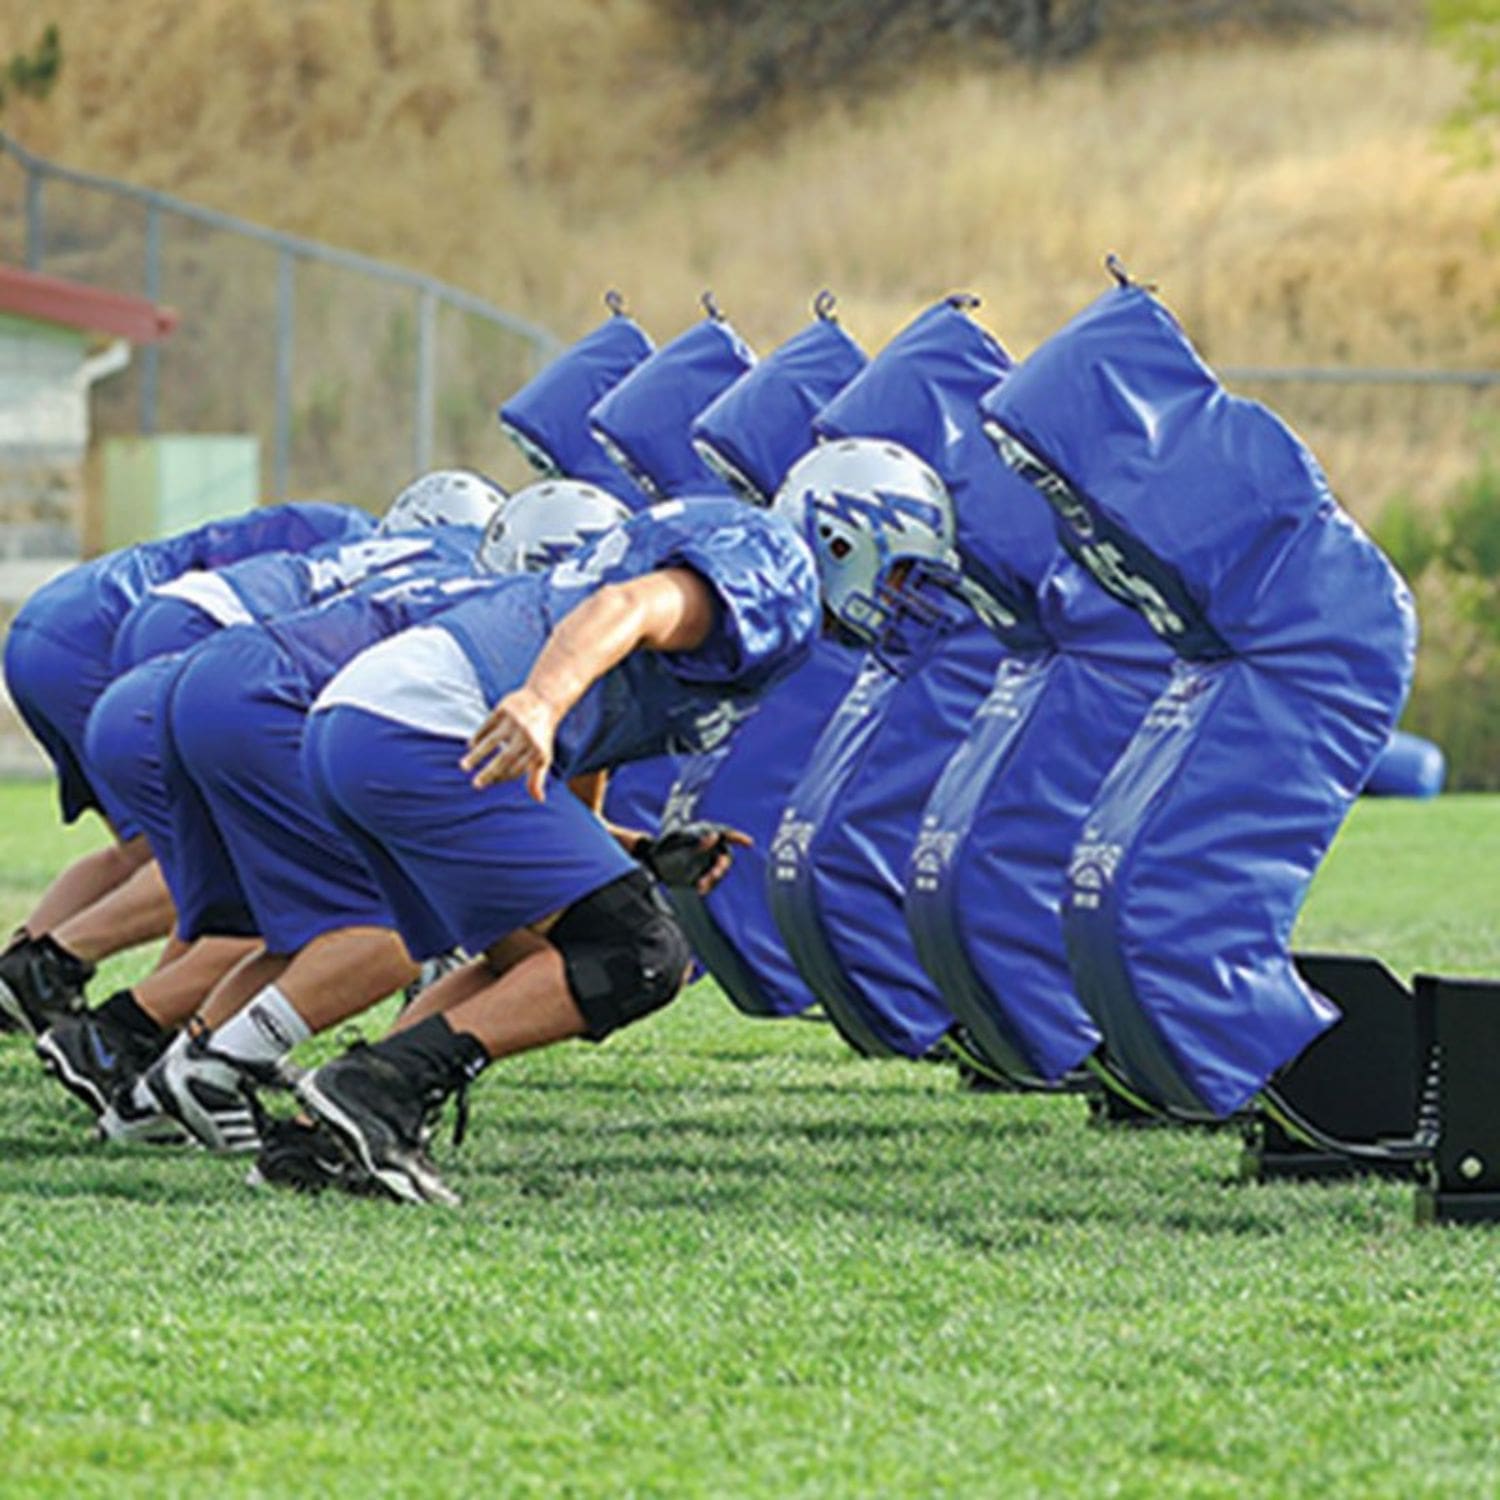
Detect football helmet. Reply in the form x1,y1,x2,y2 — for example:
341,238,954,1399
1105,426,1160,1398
381,469,506,534
476,479,631,575
772,438,959,643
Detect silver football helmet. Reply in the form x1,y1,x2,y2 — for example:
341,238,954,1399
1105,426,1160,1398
381,469,506,534
772,438,959,644
476,479,631,575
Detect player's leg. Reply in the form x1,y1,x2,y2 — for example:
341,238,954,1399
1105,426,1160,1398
140,632,419,1151
296,704,687,1203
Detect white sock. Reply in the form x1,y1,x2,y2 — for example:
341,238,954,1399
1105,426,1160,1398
212,986,312,1067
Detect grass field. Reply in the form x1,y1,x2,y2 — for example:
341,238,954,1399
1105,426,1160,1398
0,783,1497,1497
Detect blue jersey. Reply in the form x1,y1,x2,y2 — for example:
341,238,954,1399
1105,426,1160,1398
439,498,819,776
24,501,374,651
262,527,490,695
167,527,476,625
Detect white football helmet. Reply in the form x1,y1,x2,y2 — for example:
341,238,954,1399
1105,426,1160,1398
381,469,506,534
476,479,631,575
772,438,959,643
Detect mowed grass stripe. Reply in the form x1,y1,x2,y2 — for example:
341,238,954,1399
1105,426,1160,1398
0,784,1494,1497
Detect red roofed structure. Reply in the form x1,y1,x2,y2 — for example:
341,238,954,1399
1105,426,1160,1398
0,262,178,344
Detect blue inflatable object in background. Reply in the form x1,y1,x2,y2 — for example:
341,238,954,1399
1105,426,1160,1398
1364,729,1446,798
588,309,756,504
769,298,1056,1058
661,311,868,1017
497,304,656,509
983,282,1417,1117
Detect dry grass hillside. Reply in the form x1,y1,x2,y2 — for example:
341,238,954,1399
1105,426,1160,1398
3,0,1499,513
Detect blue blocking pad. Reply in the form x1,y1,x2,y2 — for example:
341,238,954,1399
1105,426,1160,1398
588,317,756,502
906,557,1171,1081
766,299,1053,1058
771,603,1004,1055
654,318,867,1017
666,637,862,1017
983,284,1417,1117
691,315,867,502
603,757,679,838
498,312,656,508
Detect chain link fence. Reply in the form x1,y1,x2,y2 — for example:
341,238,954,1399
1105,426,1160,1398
0,133,562,521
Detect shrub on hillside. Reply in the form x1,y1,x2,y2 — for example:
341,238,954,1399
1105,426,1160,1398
659,0,1409,124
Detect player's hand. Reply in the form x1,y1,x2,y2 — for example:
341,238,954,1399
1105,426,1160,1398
461,687,558,801
637,823,752,895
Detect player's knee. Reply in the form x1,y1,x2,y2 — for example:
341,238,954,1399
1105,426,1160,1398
550,869,694,1041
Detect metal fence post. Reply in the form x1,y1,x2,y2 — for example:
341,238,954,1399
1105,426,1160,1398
415,286,437,475
140,201,162,435
23,165,43,270
274,249,296,502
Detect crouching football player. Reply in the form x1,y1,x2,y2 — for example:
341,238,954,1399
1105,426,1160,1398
291,497,821,1204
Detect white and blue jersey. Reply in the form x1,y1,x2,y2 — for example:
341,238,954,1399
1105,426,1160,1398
324,499,818,766
157,531,490,951
116,526,481,671
306,499,819,959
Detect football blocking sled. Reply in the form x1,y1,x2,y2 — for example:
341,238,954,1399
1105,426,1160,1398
658,311,868,1017
982,277,1415,1119
768,298,1054,1059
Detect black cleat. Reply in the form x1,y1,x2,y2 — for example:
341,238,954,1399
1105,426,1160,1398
245,1117,381,1196
297,1046,460,1206
0,935,94,1037
35,1007,171,1120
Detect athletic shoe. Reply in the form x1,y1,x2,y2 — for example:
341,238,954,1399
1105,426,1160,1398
97,1074,191,1146
245,1117,381,1197
0,935,94,1037
35,1008,171,1119
297,1046,461,1206
140,1031,287,1155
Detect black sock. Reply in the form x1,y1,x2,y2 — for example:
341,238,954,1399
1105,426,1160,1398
96,989,164,1040
374,1015,490,1089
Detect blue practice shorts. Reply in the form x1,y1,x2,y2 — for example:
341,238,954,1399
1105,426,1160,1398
84,654,187,872
4,595,135,837
112,596,223,674
166,628,393,953
303,704,636,962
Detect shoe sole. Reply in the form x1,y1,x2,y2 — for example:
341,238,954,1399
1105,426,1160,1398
297,1074,459,1207
34,1031,108,1116
97,1098,191,1147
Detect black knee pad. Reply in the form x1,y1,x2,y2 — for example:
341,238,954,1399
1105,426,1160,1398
549,869,693,1041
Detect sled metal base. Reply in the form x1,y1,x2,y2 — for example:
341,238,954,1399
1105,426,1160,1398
1241,953,1420,1183
1412,973,1500,1226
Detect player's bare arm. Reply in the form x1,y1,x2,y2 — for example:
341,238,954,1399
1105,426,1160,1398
462,568,717,798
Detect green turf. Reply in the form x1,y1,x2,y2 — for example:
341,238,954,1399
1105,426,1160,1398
0,785,1495,1498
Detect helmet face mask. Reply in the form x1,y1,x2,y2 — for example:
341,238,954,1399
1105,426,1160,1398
773,438,960,647
382,470,506,534
476,479,631,575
